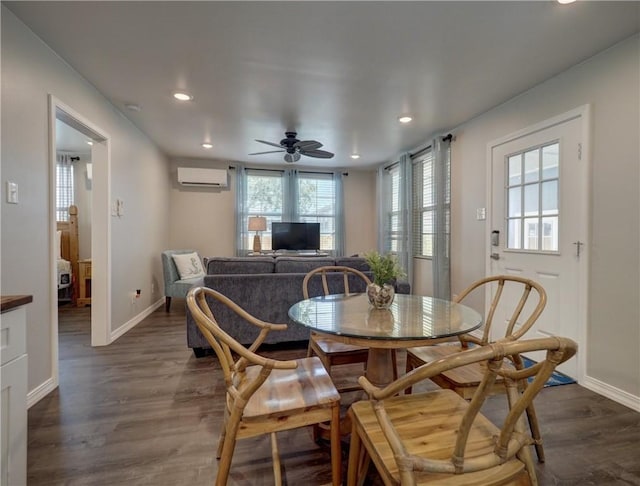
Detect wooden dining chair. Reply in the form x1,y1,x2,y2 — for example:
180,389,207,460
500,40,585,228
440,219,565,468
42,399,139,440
347,336,577,486
405,275,547,462
187,286,342,486
303,265,397,393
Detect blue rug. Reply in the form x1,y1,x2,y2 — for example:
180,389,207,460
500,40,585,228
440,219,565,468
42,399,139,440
521,356,576,387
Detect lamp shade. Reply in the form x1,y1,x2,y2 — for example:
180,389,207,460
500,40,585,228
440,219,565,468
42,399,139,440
248,216,267,232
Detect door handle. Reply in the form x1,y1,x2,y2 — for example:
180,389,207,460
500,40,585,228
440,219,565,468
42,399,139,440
490,253,500,260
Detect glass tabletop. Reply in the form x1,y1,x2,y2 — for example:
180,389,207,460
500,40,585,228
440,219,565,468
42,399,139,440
288,293,483,343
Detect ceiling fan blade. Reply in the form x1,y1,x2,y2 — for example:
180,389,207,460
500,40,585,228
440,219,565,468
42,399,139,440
284,152,301,163
295,140,322,151
248,149,285,155
302,149,334,159
255,139,284,149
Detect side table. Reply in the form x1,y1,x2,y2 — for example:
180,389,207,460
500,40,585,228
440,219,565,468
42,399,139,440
77,259,92,306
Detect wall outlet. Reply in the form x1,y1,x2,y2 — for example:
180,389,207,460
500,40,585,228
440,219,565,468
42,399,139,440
151,282,155,295
476,207,486,221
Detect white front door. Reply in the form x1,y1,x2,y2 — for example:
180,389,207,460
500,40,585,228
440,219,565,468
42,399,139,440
487,108,589,379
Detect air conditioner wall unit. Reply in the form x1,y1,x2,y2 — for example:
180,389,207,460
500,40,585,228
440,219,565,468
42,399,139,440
177,167,228,188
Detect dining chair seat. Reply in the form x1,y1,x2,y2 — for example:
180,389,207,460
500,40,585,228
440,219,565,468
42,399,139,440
240,357,341,421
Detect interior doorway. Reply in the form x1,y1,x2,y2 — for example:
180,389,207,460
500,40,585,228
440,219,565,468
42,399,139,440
49,96,111,388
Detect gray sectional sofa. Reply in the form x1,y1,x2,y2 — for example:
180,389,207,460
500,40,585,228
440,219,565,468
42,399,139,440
186,255,410,357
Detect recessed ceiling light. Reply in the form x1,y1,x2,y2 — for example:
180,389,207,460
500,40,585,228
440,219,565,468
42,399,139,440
557,0,576,3
350,154,360,159
201,143,213,149
86,141,94,146
398,116,413,124
173,92,193,101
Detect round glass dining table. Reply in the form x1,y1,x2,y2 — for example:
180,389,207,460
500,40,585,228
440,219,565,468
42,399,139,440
289,293,483,388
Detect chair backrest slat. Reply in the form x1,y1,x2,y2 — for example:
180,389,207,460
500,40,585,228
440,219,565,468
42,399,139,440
455,275,546,345
303,265,372,299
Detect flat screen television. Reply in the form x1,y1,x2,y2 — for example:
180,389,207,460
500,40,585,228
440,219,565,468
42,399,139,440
271,222,320,251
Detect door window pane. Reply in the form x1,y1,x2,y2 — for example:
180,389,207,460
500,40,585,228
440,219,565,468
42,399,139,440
524,218,539,250
524,149,539,183
508,155,522,185
508,219,521,249
508,187,521,218
542,180,558,215
542,216,558,251
542,143,559,179
524,184,539,217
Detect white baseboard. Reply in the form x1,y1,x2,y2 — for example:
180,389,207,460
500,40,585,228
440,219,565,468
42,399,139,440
582,375,640,412
110,298,164,342
27,376,57,409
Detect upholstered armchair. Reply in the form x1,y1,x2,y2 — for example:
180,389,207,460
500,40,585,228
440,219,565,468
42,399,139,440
161,249,204,311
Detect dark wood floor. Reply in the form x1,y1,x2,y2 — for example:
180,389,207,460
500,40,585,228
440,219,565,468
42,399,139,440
28,301,640,485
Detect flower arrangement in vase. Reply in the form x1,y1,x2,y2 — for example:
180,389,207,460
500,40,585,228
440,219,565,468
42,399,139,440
363,251,405,309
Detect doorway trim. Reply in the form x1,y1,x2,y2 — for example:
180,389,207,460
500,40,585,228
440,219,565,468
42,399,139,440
485,105,591,384
48,95,112,387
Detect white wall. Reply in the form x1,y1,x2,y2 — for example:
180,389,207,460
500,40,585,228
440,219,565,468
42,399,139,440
1,8,171,395
436,35,639,399
169,158,378,258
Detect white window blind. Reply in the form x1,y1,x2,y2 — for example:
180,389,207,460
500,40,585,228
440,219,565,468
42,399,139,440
245,169,284,251
297,172,336,251
240,169,341,253
56,158,74,221
412,148,450,258
386,164,401,253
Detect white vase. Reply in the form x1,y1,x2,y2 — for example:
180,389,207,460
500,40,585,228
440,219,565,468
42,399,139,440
367,283,395,309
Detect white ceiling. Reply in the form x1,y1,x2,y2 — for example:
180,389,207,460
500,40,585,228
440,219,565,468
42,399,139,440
6,1,639,168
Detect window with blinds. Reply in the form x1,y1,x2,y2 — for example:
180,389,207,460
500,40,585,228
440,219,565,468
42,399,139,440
56,163,74,221
412,148,450,258
386,165,401,253
245,169,284,251
297,172,336,251
242,169,340,252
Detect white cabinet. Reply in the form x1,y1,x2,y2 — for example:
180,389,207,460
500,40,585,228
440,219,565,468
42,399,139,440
1,297,30,486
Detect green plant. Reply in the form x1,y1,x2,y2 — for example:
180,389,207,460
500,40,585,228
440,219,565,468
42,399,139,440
363,251,405,286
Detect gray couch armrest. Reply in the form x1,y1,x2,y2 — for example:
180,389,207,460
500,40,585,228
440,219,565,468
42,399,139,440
394,279,411,294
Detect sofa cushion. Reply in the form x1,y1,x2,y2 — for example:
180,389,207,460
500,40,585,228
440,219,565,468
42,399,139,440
206,256,274,275
274,256,335,273
335,257,370,272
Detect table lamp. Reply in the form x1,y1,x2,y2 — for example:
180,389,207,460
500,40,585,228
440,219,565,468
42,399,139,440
248,216,267,253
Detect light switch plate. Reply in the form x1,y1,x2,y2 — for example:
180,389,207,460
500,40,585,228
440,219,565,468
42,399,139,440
476,207,486,220
6,181,18,204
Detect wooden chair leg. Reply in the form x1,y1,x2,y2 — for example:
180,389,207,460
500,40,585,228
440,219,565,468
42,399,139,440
525,402,545,462
165,296,171,312
347,415,361,486
307,335,314,358
391,349,398,380
330,403,342,486
404,353,415,395
216,410,241,486
271,432,282,486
